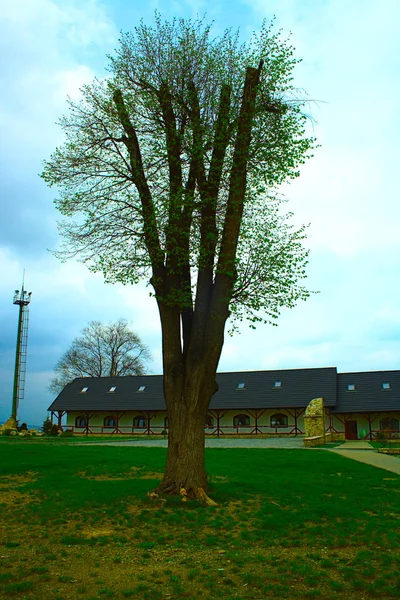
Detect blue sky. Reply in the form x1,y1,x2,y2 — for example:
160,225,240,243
1,0,400,425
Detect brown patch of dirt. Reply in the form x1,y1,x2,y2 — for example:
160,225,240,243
0,472,40,507
210,475,229,483
77,467,163,481
125,502,146,515
0,471,38,485
139,472,164,479
129,466,142,474
304,520,319,528
81,527,115,538
78,473,128,481
225,496,262,518
0,489,40,508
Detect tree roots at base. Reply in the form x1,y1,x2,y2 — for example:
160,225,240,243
148,484,217,506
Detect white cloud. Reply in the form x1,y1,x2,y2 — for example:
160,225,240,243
51,65,96,102
0,0,117,151
0,0,116,51
236,0,400,262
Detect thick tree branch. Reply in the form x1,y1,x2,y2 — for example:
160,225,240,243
214,61,263,302
190,83,232,356
206,84,232,201
180,159,197,356
113,89,164,277
157,83,184,272
156,82,196,349
157,83,183,202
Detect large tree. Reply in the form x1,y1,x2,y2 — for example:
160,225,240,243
42,16,315,504
49,320,151,394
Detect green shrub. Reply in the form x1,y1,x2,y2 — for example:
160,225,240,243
42,416,53,435
359,428,367,440
60,429,74,438
50,424,60,437
376,431,392,448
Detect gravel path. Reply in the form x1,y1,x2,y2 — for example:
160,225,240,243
78,437,306,449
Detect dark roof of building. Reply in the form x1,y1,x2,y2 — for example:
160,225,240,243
334,371,400,413
210,367,337,409
48,375,166,412
48,367,338,412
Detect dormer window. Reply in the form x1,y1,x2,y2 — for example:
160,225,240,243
237,382,246,390
347,384,356,391
80,387,89,393
137,385,146,392
274,381,282,388
382,382,391,390
108,386,117,393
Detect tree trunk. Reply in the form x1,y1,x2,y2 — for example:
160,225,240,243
150,359,219,506
160,401,208,495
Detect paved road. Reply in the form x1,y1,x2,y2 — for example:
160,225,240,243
81,437,306,449
329,441,400,475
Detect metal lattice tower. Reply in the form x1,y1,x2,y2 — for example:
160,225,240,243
12,283,32,422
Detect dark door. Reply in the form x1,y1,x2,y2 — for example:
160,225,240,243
345,420,358,440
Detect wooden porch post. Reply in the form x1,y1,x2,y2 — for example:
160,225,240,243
56,410,65,428
85,412,90,436
368,412,372,441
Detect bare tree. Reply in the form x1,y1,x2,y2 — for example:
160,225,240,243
42,16,316,504
49,320,151,394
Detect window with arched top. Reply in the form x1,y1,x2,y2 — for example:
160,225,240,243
380,417,399,431
233,414,250,427
270,413,288,428
133,415,147,427
104,415,116,428
75,416,87,428
205,415,214,428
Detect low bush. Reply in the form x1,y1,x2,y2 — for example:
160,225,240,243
42,416,53,435
50,424,60,437
376,431,385,445
60,430,74,438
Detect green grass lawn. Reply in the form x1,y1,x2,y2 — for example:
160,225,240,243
0,442,399,599
0,435,158,444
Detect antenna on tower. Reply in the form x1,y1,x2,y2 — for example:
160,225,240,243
11,273,32,424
